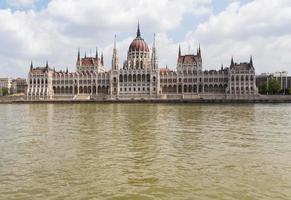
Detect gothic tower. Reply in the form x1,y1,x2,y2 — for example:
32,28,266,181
151,33,158,70
112,35,119,71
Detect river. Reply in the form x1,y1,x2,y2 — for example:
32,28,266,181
0,104,291,199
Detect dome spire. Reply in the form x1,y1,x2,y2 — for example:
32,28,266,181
137,22,141,37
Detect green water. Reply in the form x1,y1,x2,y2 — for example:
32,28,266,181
0,104,291,200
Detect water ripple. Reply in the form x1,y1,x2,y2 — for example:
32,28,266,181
0,104,291,199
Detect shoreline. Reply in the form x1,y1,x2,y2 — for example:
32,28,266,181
1,97,291,104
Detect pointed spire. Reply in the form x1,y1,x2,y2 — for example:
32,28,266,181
137,22,141,37
231,56,234,66
250,55,253,67
114,34,117,49
112,35,119,71
101,52,104,65
178,45,181,57
77,48,80,61
30,60,33,71
153,33,156,48
151,33,158,70
85,51,87,58
95,47,98,59
66,67,68,73
198,43,201,56
46,60,49,68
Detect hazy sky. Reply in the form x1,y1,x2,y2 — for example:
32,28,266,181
0,0,290,78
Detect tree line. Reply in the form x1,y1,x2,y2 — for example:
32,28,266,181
259,78,291,95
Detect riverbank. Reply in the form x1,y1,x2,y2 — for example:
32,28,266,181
1,95,291,104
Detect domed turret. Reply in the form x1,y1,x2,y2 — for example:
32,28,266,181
128,23,149,53
124,23,151,70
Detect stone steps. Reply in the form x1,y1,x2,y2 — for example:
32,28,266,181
73,94,90,100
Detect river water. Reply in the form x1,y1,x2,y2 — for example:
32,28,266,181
0,104,291,200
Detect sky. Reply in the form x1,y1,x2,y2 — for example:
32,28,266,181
0,0,290,78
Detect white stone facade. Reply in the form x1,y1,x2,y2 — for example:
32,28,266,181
27,25,258,100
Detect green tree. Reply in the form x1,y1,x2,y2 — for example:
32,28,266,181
0,88,9,96
287,88,291,95
259,83,268,94
259,78,281,95
268,78,281,94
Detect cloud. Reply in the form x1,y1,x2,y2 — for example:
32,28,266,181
6,0,37,6
185,0,291,73
0,0,290,77
0,0,212,77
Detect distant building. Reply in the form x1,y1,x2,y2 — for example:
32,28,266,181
27,24,258,100
256,71,291,93
11,78,28,94
0,78,12,96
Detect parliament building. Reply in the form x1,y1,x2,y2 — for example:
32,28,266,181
27,25,258,100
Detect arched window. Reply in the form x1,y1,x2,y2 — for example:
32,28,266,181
129,74,132,82
133,74,136,82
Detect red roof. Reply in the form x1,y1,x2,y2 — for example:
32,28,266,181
78,57,101,66
129,37,149,52
178,54,201,64
160,67,171,72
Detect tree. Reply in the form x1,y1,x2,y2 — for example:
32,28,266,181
259,83,268,94
287,88,291,95
0,88,9,96
268,78,281,94
258,78,281,95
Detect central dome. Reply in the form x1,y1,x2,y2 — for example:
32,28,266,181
128,24,149,52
